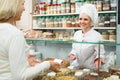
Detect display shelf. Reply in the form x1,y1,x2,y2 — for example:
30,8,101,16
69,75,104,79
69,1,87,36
32,26,116,29
98,11,116,14
32,27,81,30
26,38,119,46
32,13,78,17
32,11,116,17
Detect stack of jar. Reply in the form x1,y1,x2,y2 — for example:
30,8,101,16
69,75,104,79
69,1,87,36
37,15,80,28
102,30,116,40
54,30,74,40
33,1,76,15
33,0,117,15
75,0,117,12
39,2,46,14
98,13,116,27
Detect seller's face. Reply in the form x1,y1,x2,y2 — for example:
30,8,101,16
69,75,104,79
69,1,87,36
15,0,25,20
79,13,92,30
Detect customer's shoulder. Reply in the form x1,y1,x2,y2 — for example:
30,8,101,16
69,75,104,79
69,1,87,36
1,23,22,36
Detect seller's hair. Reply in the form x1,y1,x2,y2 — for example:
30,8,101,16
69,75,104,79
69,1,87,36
0,0,21,22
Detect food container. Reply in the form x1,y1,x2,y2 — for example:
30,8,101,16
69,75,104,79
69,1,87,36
75,71,83,80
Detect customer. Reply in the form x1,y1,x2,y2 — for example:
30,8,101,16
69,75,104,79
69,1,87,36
0,0,60,80
68,4,105,70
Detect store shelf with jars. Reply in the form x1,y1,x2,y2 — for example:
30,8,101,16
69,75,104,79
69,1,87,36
28,0,117,42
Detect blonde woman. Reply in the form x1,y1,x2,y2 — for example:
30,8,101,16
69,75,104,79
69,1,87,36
0,0,60,80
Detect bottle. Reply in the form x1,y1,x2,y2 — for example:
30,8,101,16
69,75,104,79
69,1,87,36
98,14,104,27
58,16,62,27
46,16,50,28
49,16,54,28
54,16,59,27
110,13,116,27
62,16,67,27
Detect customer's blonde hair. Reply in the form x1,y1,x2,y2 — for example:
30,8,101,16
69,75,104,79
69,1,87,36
0,0,21,22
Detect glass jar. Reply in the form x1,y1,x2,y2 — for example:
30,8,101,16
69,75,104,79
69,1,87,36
110,13,116,27
61,2,66,14
58,16,62,27
71,2,75,13
54,16,59,27
75,0,84,13
50,4,54,14
102,31,109,40
45,16,50,28
71,15,76,27
96,1,102,12
57,4,61,14
66,2,70,13
39,2,45,8
37,17,42,28
75,15,79,27
66,16,72,27
49,16,54,28
40,8,46,14
46,4,50,14
62,16,67,27
102,0,110,11
109,31,116,40
110,0,117,11
98,14,104,27
104,14,110,27
41,17,46,28
53,4,57,14
34,2,40,14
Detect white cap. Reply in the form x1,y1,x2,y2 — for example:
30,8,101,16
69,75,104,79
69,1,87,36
79,4,98,26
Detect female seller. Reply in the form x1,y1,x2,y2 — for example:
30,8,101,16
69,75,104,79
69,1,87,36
68,4,105,70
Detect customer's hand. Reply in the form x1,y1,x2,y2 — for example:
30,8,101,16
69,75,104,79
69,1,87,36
49,61,60,72
94,58,104,70
28,54,41,66
68,54,76,60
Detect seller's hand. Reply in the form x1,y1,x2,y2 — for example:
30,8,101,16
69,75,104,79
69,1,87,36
94,58,104,70
68,54,76,60
49,61,60,72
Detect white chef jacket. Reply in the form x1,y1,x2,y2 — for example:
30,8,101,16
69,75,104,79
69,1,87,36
0,23,50,80
70,28,105,69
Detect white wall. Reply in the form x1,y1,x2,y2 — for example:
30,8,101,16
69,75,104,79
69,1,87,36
16,0,32,30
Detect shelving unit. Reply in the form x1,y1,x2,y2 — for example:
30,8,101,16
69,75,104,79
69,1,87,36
33,27,116,30
32,11,116,17
26,38,118,46
32,10,116,30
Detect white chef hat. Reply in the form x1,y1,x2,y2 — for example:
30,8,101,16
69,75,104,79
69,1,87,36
79,4,98,26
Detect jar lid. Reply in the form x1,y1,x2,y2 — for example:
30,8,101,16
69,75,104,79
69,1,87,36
39,2,45,4
105,13,110,16
110,13,116,16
